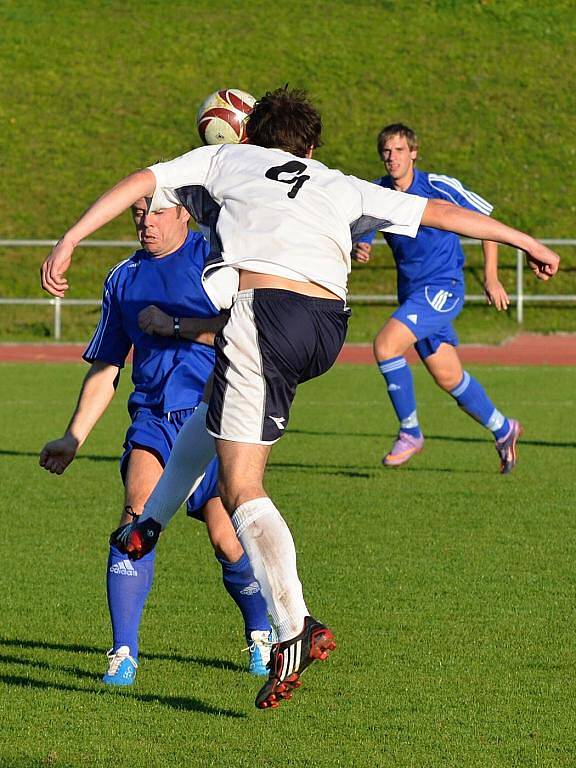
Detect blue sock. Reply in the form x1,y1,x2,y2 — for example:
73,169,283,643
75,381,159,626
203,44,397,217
106,544,156,658
377,356,421,437
450,371,510,440
218,552,271,643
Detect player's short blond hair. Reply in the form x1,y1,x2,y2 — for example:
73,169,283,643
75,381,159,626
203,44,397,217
377,123,418,159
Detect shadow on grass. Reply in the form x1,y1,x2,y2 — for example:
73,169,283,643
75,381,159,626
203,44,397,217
0,638,244,672
4,427,576,468
0,673,245,717
1,449,118,462
288,429,576,449
267,461,373,479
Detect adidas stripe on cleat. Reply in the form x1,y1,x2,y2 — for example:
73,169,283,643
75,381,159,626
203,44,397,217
255,616,336,710
110,517,162,561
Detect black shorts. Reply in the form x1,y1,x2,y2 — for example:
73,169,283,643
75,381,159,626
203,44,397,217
207,288,349,444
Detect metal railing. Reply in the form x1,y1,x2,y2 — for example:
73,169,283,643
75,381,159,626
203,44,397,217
1,238,574,339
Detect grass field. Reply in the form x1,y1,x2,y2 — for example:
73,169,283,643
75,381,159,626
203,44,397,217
1,362,575,767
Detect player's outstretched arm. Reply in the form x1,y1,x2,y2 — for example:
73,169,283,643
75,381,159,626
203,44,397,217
482,240,510,311
39,361,120,474
41,170,157,297
421,199,560,281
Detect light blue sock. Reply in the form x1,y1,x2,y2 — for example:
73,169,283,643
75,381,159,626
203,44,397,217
450,371,510,440
106,544,156,658
218,552,271,643
377,356,421,437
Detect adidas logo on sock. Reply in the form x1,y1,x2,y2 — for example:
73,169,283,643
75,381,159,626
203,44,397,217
110,559,138,577
240,581,261,596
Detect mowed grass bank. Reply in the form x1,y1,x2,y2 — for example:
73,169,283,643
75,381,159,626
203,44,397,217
0,0,575,342
1,362,575,767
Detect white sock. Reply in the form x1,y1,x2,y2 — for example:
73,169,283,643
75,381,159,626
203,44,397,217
232,497,308,641
140,402,216,528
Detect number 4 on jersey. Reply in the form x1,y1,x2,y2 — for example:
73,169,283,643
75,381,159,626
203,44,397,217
265,161,310,199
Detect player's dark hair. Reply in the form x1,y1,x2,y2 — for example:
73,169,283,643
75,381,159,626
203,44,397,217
246,87,322,157
377,123,419,158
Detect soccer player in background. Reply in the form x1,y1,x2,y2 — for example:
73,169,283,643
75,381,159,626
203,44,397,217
40,88,559,709
39,198,272,684
354,123,523,472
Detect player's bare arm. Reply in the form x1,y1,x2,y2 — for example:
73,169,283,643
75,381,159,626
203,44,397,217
39,361,120,474
482,240,510,311
137,305,228,345
41,169,157,296
421,199,560,280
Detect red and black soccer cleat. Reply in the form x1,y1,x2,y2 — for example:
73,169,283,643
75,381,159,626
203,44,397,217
109,516,162,561
255,616,336,710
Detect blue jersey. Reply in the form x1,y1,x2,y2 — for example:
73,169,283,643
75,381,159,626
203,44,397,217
84,231,218,415
361,169,492,302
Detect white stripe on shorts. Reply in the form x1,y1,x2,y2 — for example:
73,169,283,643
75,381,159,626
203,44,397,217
217,290,268,443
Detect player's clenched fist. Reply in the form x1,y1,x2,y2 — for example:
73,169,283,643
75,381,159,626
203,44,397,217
352,242,372,263
39,435,79,475
525,242,560,281
41,238,74,297
138,305,173,336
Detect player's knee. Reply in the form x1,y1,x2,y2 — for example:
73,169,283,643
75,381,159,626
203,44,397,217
433,369,461,392
373,330,404,361
218,478,266,515
373,334,392,361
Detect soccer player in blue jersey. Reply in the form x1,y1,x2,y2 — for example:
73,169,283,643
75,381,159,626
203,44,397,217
354,123,523,472
39,198,272,684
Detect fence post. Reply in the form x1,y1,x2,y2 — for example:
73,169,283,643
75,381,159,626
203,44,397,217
54,297,62,340
516,249,524,324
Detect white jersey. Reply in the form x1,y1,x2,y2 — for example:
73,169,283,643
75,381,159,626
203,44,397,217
148,143,427,306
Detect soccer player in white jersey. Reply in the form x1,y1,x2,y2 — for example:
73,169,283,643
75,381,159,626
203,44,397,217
41,88,559,709
354,123,525,472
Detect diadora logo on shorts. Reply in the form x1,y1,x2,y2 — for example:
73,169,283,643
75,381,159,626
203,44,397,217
407,313,418,324
269,416,286,430
240,581,261,596
110,559,138,577
425,287,460,313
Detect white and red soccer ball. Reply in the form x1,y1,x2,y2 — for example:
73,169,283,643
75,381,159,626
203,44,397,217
196,89,256,145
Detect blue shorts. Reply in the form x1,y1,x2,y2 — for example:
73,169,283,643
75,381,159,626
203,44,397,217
393,284,464,360
121,406,219,521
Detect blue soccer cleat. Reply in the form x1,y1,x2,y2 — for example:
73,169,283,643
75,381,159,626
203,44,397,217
102,646,138,686
246,630,274,677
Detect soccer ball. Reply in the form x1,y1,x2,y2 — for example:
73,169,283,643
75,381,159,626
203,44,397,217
196,89,256,145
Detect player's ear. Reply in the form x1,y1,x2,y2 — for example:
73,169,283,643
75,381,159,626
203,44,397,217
177,206,191,223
